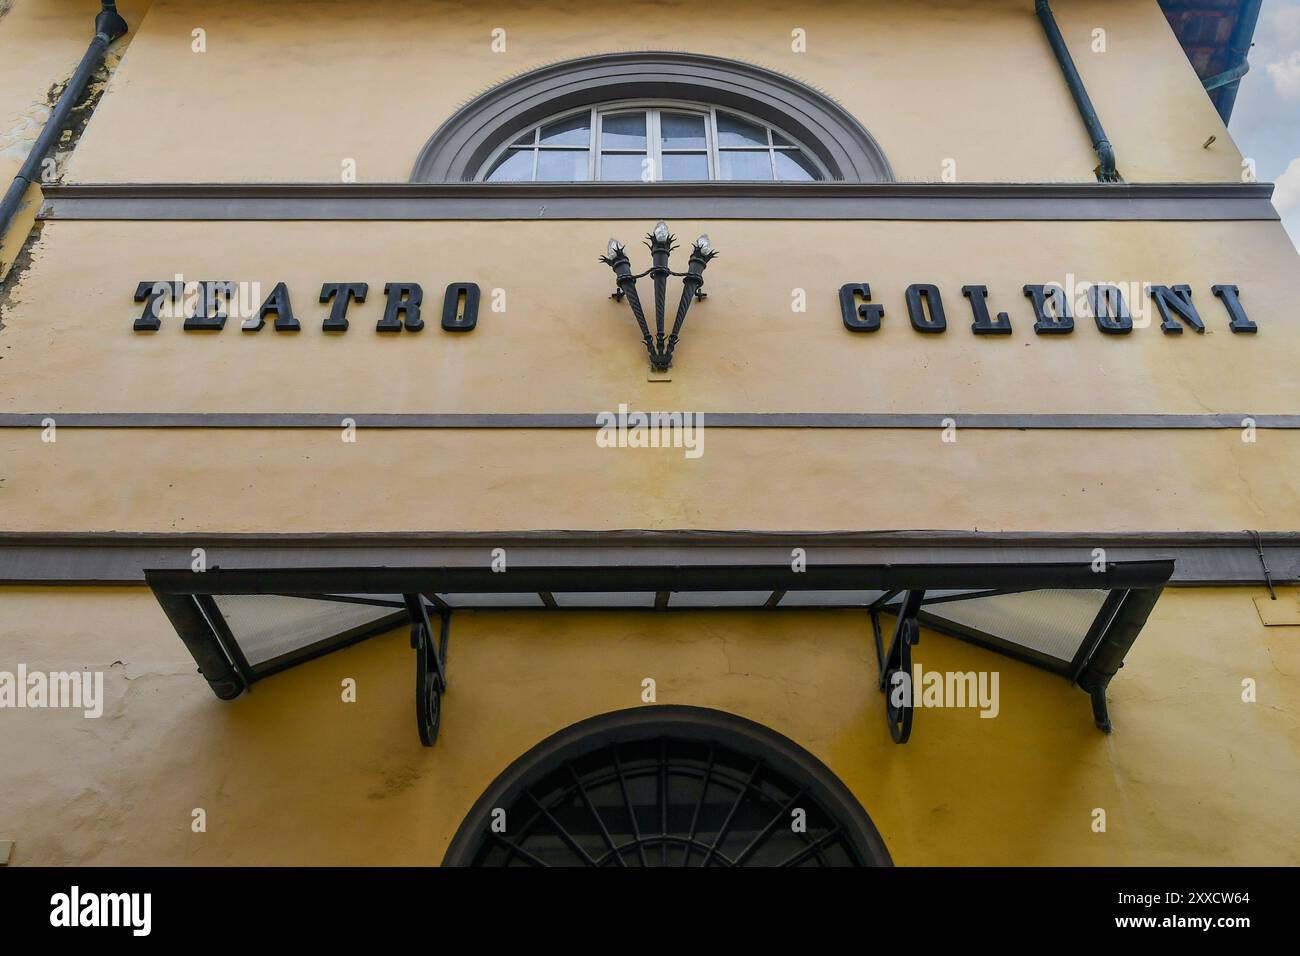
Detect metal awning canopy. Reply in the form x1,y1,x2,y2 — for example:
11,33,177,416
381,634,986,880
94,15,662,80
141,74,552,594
146,558,1173,745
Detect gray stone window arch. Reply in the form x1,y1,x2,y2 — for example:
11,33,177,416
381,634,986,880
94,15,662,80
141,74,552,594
411,52,894,183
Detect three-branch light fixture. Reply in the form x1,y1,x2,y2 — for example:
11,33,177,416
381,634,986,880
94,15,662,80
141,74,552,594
600,221,718,372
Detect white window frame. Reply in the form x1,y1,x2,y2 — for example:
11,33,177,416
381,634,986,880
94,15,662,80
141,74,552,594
478,100,828,183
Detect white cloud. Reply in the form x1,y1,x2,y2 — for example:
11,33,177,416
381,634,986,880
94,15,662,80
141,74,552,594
1274,156,1300,214
1269,5,1300,49
1266,50,1300,98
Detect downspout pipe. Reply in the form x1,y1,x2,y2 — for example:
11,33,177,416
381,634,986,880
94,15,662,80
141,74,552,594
1210,0,1263,126
0,2,128,250
1034,0,1120,183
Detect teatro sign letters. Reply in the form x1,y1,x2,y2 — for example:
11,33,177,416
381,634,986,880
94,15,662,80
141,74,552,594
132,279,480,333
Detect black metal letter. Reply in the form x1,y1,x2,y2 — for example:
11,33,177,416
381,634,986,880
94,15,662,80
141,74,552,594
839,283,883,332
905,283,946,333
184,281,235,331
1212,284,1257,333
1023,284,1074,334
379,282,423,332
441,282,479,332
962,285,1012,335
133,280,182,331
1149,284,1204,334
244,281,300,332
319,282,368,332
1088,284,1132,334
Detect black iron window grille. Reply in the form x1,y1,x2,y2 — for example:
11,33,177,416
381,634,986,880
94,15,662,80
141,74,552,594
441,706,893,867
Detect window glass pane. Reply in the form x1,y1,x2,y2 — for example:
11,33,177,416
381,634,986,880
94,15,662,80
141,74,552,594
539,114,590,146
600,111,647,149
486,148,535,181
483,108,822,184
774,149,820,181
717,112,768,147
536,149,589,181
660,111,707,149
661,152,709,181
718,149,773,180
600,152,650,181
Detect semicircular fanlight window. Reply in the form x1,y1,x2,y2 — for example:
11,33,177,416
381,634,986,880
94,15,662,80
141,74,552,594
446,708,889,867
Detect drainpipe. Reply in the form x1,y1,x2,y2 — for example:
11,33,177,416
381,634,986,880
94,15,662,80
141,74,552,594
0,2,129,248
1206,0,1263,126
1034,0,1120,183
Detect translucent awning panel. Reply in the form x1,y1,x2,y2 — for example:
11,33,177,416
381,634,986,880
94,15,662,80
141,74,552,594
669,590,773,607
210,594,404,669
436,592,545,608
552,592,658,608
918,588,1109,663
779,590,888,607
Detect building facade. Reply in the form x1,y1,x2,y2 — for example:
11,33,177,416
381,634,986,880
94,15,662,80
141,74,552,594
0,0,1297,866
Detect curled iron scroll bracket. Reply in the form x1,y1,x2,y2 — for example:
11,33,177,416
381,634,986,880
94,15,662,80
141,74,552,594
872,589,925,744
404,594,450,747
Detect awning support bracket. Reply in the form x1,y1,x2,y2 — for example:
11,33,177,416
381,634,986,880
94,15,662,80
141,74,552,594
1087,686,1111,734
404,594,450,747
872,589,925,744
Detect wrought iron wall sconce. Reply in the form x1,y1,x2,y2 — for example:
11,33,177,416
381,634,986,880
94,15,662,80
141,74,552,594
600,220,718,372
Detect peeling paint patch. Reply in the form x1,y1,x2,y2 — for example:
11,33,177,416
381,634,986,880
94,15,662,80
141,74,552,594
0,37,125,292
43,56,119,186
0,103,52,164
0,217,44,330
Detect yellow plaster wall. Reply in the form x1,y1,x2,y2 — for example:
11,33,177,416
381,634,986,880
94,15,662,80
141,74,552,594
0,585,1295,865
61,0,1244,184
2,426,1298,533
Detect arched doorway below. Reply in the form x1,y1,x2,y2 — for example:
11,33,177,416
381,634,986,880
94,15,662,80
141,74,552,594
443,705,892,867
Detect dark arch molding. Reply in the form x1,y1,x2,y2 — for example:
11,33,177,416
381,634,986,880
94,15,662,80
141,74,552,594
441,704,893,866
411,52,894,183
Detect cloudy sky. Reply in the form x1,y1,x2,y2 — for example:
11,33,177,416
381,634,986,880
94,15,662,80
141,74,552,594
1231,0,1300,249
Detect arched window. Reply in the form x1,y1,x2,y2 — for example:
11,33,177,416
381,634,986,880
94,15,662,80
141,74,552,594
442,706,893,867
412,52,893,183
481,102,827,182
